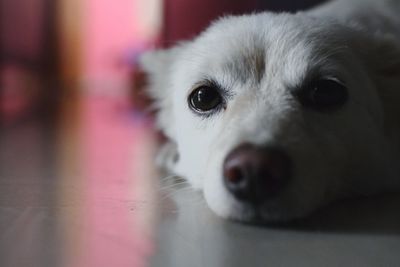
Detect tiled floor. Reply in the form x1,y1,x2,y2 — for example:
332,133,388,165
0,97,157,267
1,96,400,267
152,188,400,267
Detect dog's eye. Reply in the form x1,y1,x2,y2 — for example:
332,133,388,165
299,79,348,111
189,86,223,113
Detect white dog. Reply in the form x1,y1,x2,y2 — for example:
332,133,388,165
140,0,400,222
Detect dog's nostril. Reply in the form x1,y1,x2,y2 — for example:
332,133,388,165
223,143,292,205
223,165,250,200
224,166,244,184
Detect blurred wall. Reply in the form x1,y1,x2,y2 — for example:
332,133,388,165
162,0,259,44
1,0,58,125
162,0,326,46
1,0,45,62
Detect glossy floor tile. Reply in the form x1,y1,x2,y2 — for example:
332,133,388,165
1,96,400,267
152,187,400,267
0,96,157,267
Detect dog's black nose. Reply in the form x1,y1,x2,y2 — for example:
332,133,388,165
223,143,292,205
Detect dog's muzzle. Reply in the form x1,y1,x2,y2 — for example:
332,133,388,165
223,143,292,205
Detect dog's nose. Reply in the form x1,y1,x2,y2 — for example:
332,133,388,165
223,143,292,204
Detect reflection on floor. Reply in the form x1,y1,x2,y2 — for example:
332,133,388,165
0,96,158,267
152,186,400,267
1,96,400,267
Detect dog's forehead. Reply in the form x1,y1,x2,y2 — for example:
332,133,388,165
185,13,343,87
223,43,266,84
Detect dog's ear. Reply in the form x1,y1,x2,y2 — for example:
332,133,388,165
365,34,400,79
356,32,400,83
139,46,183,129
139,45,186,103
139,45,188,131
139,46,186,173
356,32,400,130
139,49,170,102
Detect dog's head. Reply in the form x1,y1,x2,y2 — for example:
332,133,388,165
141,12,400,222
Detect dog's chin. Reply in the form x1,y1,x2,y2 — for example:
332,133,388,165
205,195,317,224
203,180,323,223
234,207,313,225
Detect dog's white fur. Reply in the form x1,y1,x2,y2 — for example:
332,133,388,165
141,0,400,222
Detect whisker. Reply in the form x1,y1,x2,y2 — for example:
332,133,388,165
159,181,191,191
159,186,196,201
159,174,181,183
156,174,205,205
